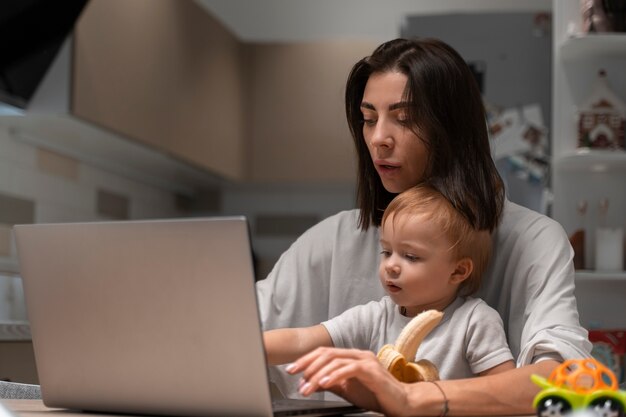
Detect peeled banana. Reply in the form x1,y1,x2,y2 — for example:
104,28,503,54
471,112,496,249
377,309,443,383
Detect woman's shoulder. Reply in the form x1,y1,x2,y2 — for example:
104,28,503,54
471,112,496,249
501,200,563,230
321,209,362,228
295,209,378,243
498,199,568,242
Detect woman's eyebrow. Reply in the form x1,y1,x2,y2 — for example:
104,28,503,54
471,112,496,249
360,101,410,111
389,102,410,111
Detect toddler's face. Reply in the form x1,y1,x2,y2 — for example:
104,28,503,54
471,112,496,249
379,212,460,317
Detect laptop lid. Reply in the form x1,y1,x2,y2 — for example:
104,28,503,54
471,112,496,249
15,217,279,417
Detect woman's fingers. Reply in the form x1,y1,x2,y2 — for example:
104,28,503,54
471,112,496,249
300,356,361,395
287,347,382,395
287,346,361,375
286,347,412,416
289,347,359,395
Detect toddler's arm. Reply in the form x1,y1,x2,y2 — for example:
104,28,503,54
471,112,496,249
264,324,333,366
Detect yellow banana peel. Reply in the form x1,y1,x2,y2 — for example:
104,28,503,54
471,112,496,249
376,309,443,383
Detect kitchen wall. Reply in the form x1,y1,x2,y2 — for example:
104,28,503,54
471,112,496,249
219,182,356,279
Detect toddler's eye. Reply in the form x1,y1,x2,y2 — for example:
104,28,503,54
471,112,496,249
380,250,391,258
404,253,419,262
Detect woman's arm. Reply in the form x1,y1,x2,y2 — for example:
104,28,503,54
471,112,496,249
287,346,558,416
487,204,591,363
264,325,333,366
428,361,558,415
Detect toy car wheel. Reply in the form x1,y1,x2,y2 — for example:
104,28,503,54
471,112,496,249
588,397,624,417
536,396,572,417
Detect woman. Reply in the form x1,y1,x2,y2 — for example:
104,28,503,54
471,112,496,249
256,38,591,415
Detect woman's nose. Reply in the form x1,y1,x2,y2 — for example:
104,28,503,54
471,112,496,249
369,120,393,149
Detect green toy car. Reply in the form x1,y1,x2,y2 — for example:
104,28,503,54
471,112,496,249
532,358,626,417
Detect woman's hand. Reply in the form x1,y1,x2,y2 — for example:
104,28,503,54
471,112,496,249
285,346,413,417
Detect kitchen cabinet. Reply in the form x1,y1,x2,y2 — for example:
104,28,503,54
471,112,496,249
71,0,370,185
552,0,626,329
72,0,248,182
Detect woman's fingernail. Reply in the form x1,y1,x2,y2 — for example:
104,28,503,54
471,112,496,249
319,376,330,386
298,378,306,389
299,382,311,395
285,363,296,373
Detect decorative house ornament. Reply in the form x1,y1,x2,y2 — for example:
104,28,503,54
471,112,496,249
577,69,626,150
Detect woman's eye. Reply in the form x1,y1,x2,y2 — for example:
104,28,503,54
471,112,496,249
397,117,409,126
363,118,376,126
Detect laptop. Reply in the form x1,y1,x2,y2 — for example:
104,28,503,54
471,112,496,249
14,217,362,417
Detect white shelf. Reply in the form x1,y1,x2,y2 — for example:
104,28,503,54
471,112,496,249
576,270,626,282
554,0,626,331
560,33,626,61
554,149,626,172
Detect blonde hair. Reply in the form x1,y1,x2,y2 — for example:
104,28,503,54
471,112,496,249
381,184,492,296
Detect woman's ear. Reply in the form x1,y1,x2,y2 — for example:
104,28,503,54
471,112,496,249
450,258,473,284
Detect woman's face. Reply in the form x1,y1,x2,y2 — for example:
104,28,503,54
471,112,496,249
361,71,429,194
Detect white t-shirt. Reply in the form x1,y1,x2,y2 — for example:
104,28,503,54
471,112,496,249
322,296,514,380
257,199,592,397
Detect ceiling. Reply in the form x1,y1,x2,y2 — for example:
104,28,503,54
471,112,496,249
194,0,551,43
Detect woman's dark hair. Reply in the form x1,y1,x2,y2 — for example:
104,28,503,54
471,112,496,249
345,37,504,232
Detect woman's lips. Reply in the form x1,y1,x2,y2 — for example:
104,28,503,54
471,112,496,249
375,160,400,176
378,165,399,173
375,159,399,168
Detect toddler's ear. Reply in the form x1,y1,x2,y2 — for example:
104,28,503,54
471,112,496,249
450,258,473,284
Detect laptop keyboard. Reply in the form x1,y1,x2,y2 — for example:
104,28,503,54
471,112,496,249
272,398,361,416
